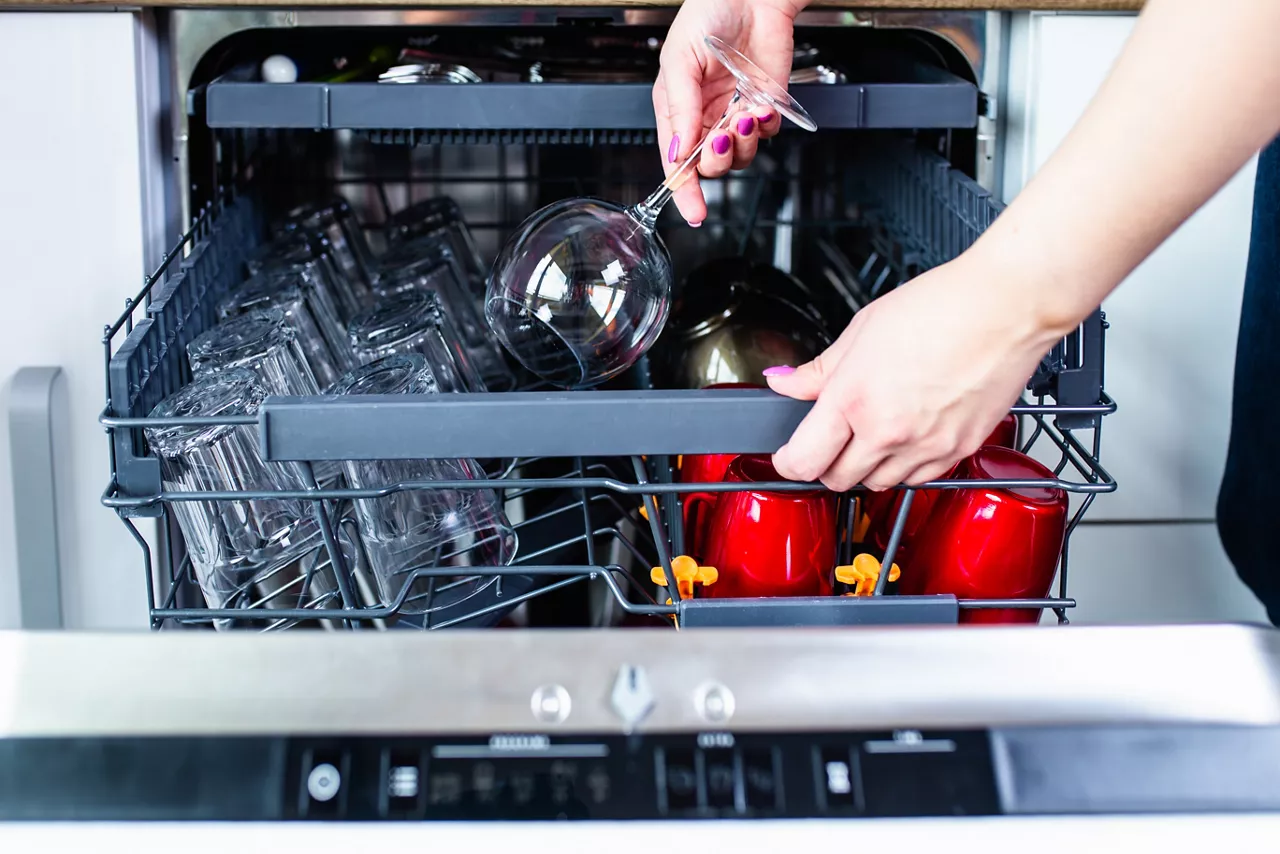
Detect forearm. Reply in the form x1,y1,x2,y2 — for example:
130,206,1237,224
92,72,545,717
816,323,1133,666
973,0,1280,343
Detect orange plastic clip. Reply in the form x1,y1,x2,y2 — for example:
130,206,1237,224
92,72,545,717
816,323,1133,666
835,553,901,597
651,555,718,603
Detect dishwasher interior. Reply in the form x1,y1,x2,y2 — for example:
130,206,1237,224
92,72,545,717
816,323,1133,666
101,16,1113,633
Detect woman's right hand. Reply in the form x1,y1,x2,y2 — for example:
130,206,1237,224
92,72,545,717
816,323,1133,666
654,0,805,226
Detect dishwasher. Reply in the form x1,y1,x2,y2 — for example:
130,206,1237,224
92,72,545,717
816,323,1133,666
2,6,1279,832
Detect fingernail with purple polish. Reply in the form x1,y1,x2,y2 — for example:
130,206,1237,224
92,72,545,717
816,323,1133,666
712,133,731,155
758,111,775,125
763,365,796,377
667,134,680,163
737,116,756,135
689,220,703,229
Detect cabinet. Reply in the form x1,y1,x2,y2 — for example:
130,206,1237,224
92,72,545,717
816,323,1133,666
1001,11,1265,622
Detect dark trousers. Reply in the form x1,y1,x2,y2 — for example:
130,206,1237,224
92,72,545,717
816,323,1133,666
1218,137,1280,626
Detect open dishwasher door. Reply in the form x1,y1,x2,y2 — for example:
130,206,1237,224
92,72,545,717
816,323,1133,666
1,624,1279,834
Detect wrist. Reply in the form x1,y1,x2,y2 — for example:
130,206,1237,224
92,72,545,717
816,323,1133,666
962,223,1100,352
955,235,1086,360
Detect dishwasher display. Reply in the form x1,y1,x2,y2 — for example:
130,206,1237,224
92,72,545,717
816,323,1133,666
100,20,1113,632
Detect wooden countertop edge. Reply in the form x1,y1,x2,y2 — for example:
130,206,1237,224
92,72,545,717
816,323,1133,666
1,1,1145,10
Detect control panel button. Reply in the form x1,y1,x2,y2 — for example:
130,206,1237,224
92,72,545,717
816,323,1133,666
302,750,348,818
818,746,859,811
704,750,737,809
384,749,423,818
742,749,780,811
660,748,700,812
308,763,341,802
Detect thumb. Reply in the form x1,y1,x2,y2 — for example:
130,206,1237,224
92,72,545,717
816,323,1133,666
765,357,830,401
765,317,861,400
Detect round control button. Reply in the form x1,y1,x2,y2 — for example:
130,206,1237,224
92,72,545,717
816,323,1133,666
307,762,341,802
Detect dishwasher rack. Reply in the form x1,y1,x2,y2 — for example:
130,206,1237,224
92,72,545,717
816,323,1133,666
101,135,1115,630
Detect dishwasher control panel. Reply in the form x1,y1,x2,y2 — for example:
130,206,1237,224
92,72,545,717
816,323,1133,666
0,730,998,821
284,729,999,821
4,725,1279,820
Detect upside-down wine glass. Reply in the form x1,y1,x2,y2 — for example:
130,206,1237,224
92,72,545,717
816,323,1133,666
485,35,817,389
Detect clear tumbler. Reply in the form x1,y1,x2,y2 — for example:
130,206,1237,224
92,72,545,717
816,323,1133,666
378,238,515,390
347,291,485,393
217,271,352,389
145,368,321,629
276,197,377,299
330,354,518,618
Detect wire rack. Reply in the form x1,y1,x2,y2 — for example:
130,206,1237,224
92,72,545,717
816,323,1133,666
102,132,1115,630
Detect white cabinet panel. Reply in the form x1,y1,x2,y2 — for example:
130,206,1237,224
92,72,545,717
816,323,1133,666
0,13,154,628
1004,13,1256,522
1059,523,1266,625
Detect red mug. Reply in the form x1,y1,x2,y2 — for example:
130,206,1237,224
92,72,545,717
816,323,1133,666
678,382,763,560
900,445,1068,624
686,454,836,599
864,413,1022,559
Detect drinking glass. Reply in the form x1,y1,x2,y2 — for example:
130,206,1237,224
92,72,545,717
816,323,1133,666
188,307,339,483
145,368,322,629
247,231,370,322
217,271,352,389
384,196,487,288
188,307,320,397
276,197,378,299
378,237,515,390
485,35,816,389
330,355,518,618
347,291,485,393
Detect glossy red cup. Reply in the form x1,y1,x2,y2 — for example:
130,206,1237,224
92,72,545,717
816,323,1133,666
686,454,836,599
864,413,1022,559
900,446,1068,624
677,382,763,560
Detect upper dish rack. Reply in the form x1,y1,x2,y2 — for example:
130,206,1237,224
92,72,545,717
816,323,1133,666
101,135,1114,631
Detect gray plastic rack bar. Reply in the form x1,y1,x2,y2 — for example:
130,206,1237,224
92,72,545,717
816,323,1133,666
679,595,960,628
204,79,978,132
259,389,811,462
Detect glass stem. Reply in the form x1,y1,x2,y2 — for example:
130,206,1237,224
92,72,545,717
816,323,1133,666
631,93,741,229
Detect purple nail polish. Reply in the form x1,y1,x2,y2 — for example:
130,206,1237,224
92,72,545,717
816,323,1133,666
689,221,703,229
712,133,731,155
737,116,756,135
667,134,680,163
763,365,796,377
758,111,776,125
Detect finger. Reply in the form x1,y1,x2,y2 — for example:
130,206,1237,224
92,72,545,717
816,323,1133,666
754,107,782,140
699,129,734,180
764,316,862,400
659,53,704,168
653,72,708,224
652,71,677,177
860,454,924,494
773,395,852,483
729,110,760,170
813,435,886,493
901,458,958,488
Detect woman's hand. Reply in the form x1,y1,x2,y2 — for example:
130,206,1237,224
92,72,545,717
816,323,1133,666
765,253,1065,491
654,0,805,225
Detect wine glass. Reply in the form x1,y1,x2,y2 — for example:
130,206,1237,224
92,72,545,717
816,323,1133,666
486,35,816,389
